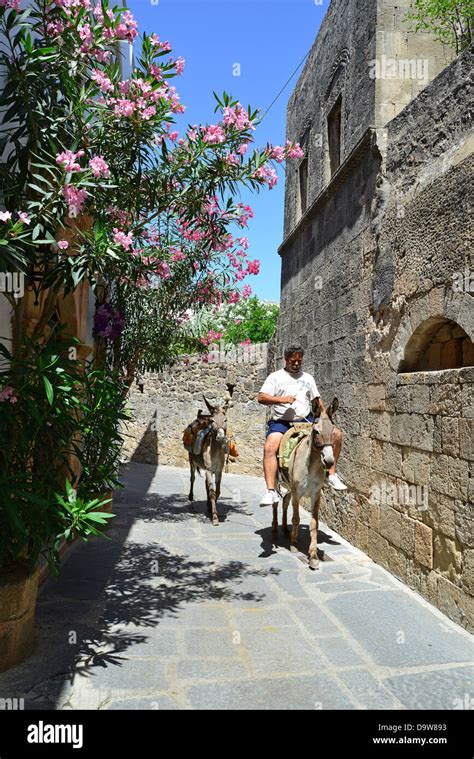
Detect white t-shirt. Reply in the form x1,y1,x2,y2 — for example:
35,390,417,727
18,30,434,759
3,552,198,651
259,368,319,420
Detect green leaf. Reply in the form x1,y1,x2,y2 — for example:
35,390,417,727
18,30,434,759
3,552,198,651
43,376,54,405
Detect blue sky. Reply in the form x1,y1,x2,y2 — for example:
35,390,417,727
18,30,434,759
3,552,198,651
128,0,325,302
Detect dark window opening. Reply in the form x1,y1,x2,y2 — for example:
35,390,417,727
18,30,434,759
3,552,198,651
299,157,308,215
327,96,342,176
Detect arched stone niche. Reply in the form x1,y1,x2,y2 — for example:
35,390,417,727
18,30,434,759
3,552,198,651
390,288,474,373
400,317,473,372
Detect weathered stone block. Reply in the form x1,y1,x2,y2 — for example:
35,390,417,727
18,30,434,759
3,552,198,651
391,413,434,452
368,384,386,411
454,500,474,547
429,455,469,500
371,440,403,477
368,411,392,442
459,419,474,461
415,521,433,569
440,417,460,457
461,383,474,419
437,575,473,631
429,385,462,416
395,385,430,414
461,549,474,596
368,529,390,570
433,533,463,581
400,448,431,485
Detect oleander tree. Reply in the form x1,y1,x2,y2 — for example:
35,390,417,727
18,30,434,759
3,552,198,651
0,0,303,379
0,0,303,569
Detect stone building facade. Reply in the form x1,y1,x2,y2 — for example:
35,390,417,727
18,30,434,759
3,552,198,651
274,0,473,631
122,344,268,477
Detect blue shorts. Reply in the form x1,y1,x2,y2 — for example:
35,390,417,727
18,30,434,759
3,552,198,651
266,414,314,437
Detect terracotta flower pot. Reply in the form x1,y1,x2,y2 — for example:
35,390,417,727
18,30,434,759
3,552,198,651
0,564,39,672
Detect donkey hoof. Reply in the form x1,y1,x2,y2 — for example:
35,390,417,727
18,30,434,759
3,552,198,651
290,545,299,553
212,516,219,526
308,557,319,570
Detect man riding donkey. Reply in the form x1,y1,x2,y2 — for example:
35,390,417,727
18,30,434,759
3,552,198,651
257,345,347,506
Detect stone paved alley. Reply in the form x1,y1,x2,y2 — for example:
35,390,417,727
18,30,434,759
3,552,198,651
0,463,472,710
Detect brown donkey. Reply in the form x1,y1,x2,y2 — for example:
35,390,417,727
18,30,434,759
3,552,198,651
273,397,339,569
187,392,233,525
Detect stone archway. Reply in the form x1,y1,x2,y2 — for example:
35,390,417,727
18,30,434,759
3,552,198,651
389,288,474,372
400,317,473,372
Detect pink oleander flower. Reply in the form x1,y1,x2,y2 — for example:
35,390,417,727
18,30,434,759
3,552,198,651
0,0,21,10
89,156,110,178
46,20,64,36
0,211,12,222
175,57,185,75
0,386,17,403
18,211,31,225
142,106,156,120
149,64,163,81
202,124,226,144
200,330,223,347
56,149,85,173
225,153,239,165
246,259,260,275
78,22,93,47
62,185,88,217
227,290,239,304
242,284,252,298
92,69,114,93
95,49,112,63
171,249,185,262
237,143,249,155
156,261,171,278
269,145,285,163
115,10,138,43
57,240,69,250
113,228,133,250
285,139,304,159
223,103,255,131
114,99,136,117
239,338,252,346
237,236,249,250
253,165,278,189
168,130,179,141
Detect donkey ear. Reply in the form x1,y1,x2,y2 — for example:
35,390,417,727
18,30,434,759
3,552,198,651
202,395,213,413
312,396,323,416
326,397,339,421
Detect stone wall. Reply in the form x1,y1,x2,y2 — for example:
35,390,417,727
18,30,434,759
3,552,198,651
121,344,268,477
275,43,473,631
283,0,451,237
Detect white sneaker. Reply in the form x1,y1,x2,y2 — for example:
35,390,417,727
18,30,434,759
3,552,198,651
328,473,348,491
259,489,279,507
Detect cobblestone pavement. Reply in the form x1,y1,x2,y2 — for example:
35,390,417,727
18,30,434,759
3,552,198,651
0,462,472,710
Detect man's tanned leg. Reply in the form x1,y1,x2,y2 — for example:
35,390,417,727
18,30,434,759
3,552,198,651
263,432,283,489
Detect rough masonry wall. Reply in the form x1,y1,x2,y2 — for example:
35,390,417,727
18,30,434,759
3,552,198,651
122,345,268,477
275,46,473,631
284,0,377,236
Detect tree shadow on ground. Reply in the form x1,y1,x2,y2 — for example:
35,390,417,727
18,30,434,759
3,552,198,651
0,478,279,708
132,492,251,525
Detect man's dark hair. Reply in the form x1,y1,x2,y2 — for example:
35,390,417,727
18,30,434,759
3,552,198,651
284,346,305,359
